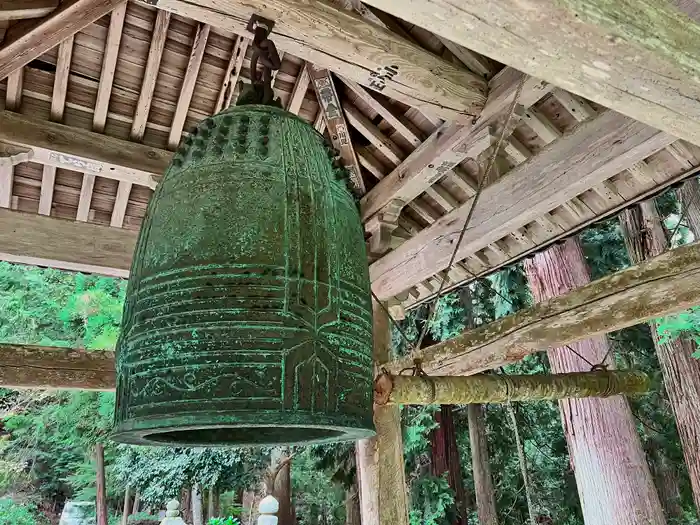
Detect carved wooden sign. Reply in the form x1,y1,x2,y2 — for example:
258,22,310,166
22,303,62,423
307,64,366,195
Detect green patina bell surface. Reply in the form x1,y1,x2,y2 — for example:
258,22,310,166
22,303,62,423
112,105,374,447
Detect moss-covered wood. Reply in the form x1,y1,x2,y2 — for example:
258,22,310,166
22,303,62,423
374,370,649,406
387,241,700,376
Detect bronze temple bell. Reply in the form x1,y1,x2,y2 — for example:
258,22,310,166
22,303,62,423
112,96,375,445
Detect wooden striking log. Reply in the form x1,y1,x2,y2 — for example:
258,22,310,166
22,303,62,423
374,370,650,405
0,344,115,390
386,240,700,376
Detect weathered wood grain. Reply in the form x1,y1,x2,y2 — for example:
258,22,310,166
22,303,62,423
0,344,115,390
0,208,136,277
0,0,58,20
386,241,700,376
151,0,487,121
0,111,170,189
360,0,700,147
370,111,676,300
0,0,123,81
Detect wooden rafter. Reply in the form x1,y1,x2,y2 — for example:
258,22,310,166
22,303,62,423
370,111,676,300
0,0,58,21
0,0,123,81
360,0,700,147
386,240,700,376
149,0,487,121
168,22,210,149
214,35,250,113
360,69,550,222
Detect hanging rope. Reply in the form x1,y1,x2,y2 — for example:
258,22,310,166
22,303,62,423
412,75,528,352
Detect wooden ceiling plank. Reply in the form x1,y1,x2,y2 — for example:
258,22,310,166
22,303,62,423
131,9,171,142
150,0,487,121
168,22,210,149
0,208,135,276
370,110,677,300
0,0,122,81
308,65,365,193
385,241,700,375
0,111,168,189
93,2,127,133
0,0,59,21
286,62,311,115
339,75,423,147
522,107,561,144
214,35,249,113
360,0,700,146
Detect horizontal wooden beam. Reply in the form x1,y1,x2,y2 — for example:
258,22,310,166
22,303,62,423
0,111,169,189
0,0,123,81
150,0,487,121
0,0,58,21
370,110,676,299
386,241,700,376
359,0,700,147
0,344,115,390
0,208,136,277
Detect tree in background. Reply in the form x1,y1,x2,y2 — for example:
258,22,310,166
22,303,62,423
525,238,666,525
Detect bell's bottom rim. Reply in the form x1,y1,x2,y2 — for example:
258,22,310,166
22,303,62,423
112,412,375,447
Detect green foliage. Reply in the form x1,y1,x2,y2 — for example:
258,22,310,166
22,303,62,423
127,512,159,523
655,307,700,354
408,475,454,525
208,518,240,525
291,448,346,525
0,498,48,525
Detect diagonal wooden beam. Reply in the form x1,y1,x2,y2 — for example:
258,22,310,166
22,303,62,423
149,0,487,121
0,0,59,21
0,0,123,81
385,240,700,376
370,110,676,300
0,208,136,277
360,0,700,147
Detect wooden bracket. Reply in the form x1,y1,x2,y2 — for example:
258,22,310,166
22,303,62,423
365,199,404,258
0,142,32,168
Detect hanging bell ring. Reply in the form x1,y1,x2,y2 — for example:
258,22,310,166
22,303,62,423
112,101,375,446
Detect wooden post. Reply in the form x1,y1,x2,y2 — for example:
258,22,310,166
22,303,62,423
355,439,379,525
95,443,108,525
373,301,409,525
120,485,131,525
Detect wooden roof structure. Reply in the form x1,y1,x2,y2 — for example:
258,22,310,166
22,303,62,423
3,0,700,318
